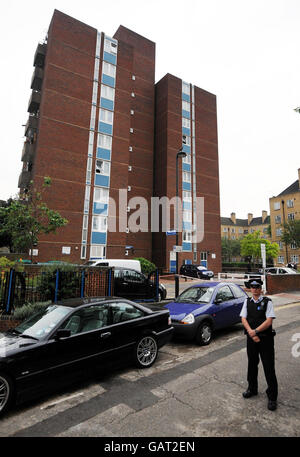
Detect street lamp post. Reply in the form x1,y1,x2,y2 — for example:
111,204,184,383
175,148,187,297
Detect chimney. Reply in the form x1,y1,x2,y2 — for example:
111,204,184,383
230,212,236,224
248,213,253,225
262,210,267,223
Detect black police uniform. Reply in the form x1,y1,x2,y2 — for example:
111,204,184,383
245,296,278,402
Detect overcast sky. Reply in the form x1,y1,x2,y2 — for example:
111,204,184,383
1,0,299,219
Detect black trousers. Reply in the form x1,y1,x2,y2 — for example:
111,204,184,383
246,334,278,401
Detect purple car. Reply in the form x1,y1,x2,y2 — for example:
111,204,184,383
164,282,248,345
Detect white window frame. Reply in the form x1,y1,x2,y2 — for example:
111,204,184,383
182,100,190,112
95,159,110,176
102,61,116,78
274,201,280,210
182,82,190,95
288,213,295,221
287,199,294,208
104,38,118,55
183,154,191,165
97,134,112,150
183,171,191,183
92,215,107,232
182,117,191,129
101,84,115,101
183,190,192,201
94,187,109,203
90,245,106,258
99,108,113,124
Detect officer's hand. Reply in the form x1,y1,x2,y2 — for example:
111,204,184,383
248,329,256,338
252,335,260,343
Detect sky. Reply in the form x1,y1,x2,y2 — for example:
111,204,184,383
1,0,299,219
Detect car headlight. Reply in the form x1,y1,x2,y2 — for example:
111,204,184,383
180,313,195,324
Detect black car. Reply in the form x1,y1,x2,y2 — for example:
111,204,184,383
180,264,214,280
113,268,167,301
0,297,173,416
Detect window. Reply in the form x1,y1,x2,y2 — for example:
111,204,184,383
182,101,190,112
90,245,106,258
90,105,96,129
61,305,110,335
182,82,190,95
102,62,116,78
274,201,280,210
92,82,98,104
183,190,192,201
276,228,282,236
99,109,113,124
183,211,192,222
101,84,115,101
288,213,295,221
110,302,144,324
88,131,94,156
278,241,283,250
94,187,109,203
287,199,294,208
92,215,107,232
277,256,284,264
104,38,118,55
275,215,281,224
291,255,299,263
216,286,234,302
230,284,246,299
84,185,90,212
183,231,192,242
82,215,88,242
291,242,297,250
95,159,110,175
182,135,191,145
183,154,191,165
183,171,191,183
182,118,191,129
98,134,112,150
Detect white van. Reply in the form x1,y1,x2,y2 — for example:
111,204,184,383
85,259,141,272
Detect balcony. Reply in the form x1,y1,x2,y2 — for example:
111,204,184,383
24,115,38,138
31,66,44,91
21,142,35,163
27,91,41,115
33,43,47,68
18,170,32,189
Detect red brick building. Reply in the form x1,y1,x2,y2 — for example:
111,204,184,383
19,10,221,273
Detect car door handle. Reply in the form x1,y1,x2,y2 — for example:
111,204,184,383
100,332,111,339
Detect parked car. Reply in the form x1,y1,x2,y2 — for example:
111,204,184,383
85,259,142,272
180,264,214,280
265,267,299,275
164,282,247,345
0,297,173,416
113,268,167,302
244,266,298,287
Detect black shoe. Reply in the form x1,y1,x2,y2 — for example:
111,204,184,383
268,400,277,411
243,389,258,399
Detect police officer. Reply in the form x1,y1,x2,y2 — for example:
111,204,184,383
240,279,278,411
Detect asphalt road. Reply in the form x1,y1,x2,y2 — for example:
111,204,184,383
1,300,300,439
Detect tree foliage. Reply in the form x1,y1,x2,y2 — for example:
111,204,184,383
0,178,68,259
221,238,241,262
240,231,279,263
281,220,300,249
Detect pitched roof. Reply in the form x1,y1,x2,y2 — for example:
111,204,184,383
221,216,270,227
277,179,299,197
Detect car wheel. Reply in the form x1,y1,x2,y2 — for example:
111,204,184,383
134,335,158,368
196,321,213,346
0,372,14,416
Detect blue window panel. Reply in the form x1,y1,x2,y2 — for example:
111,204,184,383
103,52,117,65
182,163,191,172
170,260,176,273
182,144,191,153
182,126,191,136
182,93,190,102
100,97,114,111
97,147,111,161
93,202,108,215
182,109,190,119
182,242,192,252
201,260,207,267
183,221,192,230
183,201,192,210
99,122,113,135
182,182,191,191
95,174,109,187
102,74,115,88
185,259,192,265
91,232,107,245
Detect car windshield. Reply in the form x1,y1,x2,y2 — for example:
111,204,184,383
13,305,71,340
176,287,214,303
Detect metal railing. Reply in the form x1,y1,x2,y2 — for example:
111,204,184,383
0,267,114,315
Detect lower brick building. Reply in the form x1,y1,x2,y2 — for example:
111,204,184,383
18,10,221,273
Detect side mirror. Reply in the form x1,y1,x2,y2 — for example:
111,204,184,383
55,329,71,340
214,298,222,305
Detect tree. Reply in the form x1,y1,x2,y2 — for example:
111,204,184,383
241,231,279,264
0,177,68,261
221,238,241,262
281,220,300,249
0,199,13,251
